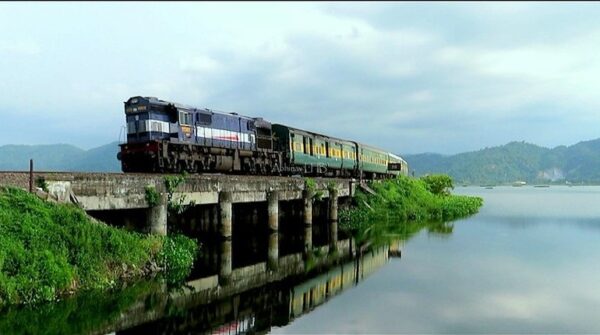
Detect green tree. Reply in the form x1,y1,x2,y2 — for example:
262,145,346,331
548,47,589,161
420,174,454,196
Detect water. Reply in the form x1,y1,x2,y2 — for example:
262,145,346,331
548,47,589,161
4,186,600,334
273,186,600,333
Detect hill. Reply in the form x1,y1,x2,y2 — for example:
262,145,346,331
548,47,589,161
405,139,600,185
0,142,121,172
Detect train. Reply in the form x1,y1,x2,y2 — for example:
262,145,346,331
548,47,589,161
117,96,408,179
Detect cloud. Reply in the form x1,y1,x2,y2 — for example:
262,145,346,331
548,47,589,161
2,3,600,153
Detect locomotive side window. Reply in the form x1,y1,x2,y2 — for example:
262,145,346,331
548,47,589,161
198,113,212,125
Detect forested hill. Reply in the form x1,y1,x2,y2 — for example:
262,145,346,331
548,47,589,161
405,139,600,185
0,142,121,172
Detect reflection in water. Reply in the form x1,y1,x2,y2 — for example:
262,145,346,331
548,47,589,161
120,246,391,335
0,245,396,335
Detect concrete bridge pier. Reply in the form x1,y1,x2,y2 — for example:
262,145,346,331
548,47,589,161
303,189,313,254
219,191,233,285
267,191,279,270
219,239,232,286
268,233,278,271
329,188,338,252
147,194,167,236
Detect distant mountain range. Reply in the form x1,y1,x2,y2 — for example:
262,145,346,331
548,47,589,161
2,139,600,184
405,139,600,185
0,142,121,172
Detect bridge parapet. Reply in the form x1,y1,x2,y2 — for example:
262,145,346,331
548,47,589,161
0,173,354,211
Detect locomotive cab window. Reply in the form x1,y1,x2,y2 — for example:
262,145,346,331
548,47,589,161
179,111,192,125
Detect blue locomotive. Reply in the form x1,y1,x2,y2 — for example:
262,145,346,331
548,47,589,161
117,96,408,178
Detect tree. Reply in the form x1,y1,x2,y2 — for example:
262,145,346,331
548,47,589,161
421,174,454,196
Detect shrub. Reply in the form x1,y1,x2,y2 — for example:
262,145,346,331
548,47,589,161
421,174,454,196
0,187,197,306
339,175,482,248
144,185,160,207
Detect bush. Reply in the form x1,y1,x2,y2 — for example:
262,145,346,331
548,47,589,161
144,185,160,207
0,187,198,306
339,175,483,247
421,174,454,196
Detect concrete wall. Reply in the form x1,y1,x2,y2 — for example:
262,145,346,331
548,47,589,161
0,173,353,211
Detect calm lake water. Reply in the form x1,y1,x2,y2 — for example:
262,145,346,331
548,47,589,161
272,186,600,334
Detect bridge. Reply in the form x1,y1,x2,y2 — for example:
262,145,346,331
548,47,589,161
0,171,358,284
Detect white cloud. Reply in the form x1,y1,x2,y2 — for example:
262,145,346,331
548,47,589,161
2,3,600,152
179,55,222,73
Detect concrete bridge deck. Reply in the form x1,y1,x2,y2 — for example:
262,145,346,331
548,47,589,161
0,172,355,210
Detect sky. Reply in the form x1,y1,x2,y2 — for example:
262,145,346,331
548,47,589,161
2,2,600,155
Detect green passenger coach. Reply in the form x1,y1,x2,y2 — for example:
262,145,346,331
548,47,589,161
273,123,407,179
273,124,358,177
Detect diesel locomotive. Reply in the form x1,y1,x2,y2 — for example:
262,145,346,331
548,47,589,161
117,96,408,179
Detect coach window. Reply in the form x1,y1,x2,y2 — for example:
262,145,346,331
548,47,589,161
309,138,314,156
304,137,309,154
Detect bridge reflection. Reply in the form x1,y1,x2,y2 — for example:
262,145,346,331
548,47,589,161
119,245,393,335
0,242,400,335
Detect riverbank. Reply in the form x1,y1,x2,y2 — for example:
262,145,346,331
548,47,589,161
339,175,483,246
0,187,198,306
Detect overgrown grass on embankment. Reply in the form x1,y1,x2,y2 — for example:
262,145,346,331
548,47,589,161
0,187,198,306
339,174,483,246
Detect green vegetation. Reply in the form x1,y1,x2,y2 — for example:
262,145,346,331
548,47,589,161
406,139,600,185
0,280,163,335
339,175,483,247
164,173,195,214
421,174,454,195
144,185,160,207
0,187,198,306
304,178,324,201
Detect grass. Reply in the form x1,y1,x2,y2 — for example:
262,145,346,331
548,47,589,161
0,186,198,306
339,175,483,248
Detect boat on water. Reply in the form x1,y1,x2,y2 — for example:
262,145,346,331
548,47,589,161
512,181,527,187
534,185,550,188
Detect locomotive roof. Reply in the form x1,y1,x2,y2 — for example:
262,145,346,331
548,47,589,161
127,96,268,124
